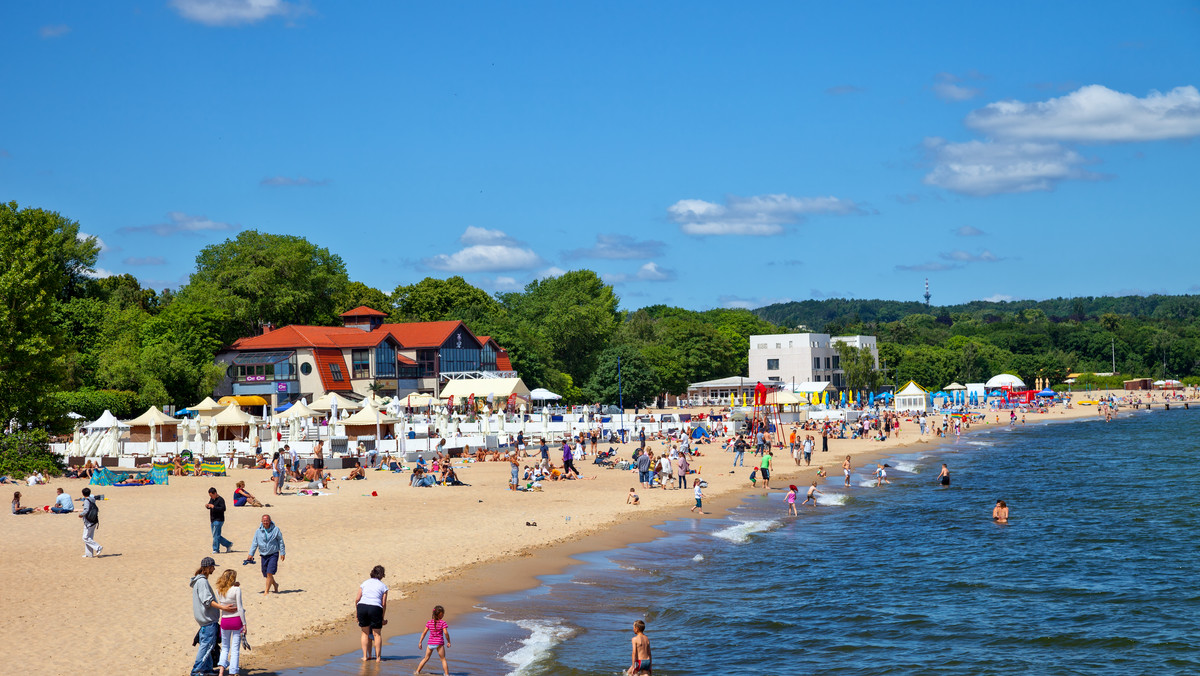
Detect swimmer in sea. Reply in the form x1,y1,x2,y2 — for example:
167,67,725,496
937,463,950,487
842,455,852,488
628,619,652,675
992,500,1008,523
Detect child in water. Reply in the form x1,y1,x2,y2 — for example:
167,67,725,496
992,500,1009,523
785,485,798,515
415,605,451,676
628,619,652,675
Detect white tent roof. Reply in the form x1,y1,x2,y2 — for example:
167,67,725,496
794,381,837,394
188,396,225,415
278,400,320,419
766,390,805,405
986,373,1027,389
125,406,181,427
530,387,561,401
85,410,129,429
310,392,362,412
439,378,530,401
944,382,966,391
212,404,259,426
401,393,437,407
896,381,927,396
343,404,399,426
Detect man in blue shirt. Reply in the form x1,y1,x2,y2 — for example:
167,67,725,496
245,514,286,595
51,487,74,513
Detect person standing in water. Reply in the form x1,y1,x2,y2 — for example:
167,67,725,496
842,455,852,488
992,500,1009,523
937,463,950,487
785,485,798,515
415,604,451,676
801,481,820,507
627,619,652,675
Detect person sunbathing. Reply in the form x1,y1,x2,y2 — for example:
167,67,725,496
347,463,367,480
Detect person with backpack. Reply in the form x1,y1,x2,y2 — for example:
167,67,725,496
79,487,102,558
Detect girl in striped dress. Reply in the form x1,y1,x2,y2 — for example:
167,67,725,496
415,605,451,675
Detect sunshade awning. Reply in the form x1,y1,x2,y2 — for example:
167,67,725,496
218,395,269,407
439,378,530,401
232,351,294,365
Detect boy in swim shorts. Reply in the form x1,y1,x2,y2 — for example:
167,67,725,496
628,619,652,675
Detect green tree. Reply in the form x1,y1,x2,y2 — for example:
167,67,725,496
585,344,660,407
336,281,391,316
0,202,99,426
182,230,350,336
391,276,500,322
835,341,881,391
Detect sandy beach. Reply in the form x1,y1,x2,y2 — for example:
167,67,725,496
0,396,1139,675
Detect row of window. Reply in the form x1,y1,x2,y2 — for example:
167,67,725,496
236,345,499,384
765,356,841,371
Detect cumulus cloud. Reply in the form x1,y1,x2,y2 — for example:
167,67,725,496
78,232,108,252
954,225,986,236
538,267,567,279
826,85,863,96
966,85,1200,143
119,212,238,236
170,0,303,26
668,193,862,236
85,267,117,279
123,256,167,266
478,275,523,292
932,72,983,102
39,24,71,38
564,234,665,260
895,261,960,272
718,294,792,310
939,249,1001,263
424,232,544,272
260,176,330,187
921,137,1102,196
981,293,1015,302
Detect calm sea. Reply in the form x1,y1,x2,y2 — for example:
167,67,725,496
282,408,1200,675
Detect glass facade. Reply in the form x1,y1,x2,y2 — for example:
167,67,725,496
375,343,397,378
352,349,370,379
440,347,480,373
232,352,296,382
481,343,497,371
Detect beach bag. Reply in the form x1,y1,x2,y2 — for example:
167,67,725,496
83,497,99,524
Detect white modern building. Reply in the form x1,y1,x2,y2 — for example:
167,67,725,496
747,333,879,391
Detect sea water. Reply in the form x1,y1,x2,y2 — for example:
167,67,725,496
281,409,1200,675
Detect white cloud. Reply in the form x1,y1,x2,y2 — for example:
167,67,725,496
981,293,1014,302
966,85,1200,143
718,294,792,309
170,0,302,26
86,267,116,279
939,249,1001,263
932,72,983,102
922,137,1101,196
478,275,523,292
954,225,986,236
668,193,862,236
260,176,330,187
423,227,544,273
538,267,567,279
119,211,238,236
565,234,665,260
636,262,674,281
460,226,515,246
895,261,960,272
78,232,108,252
39,24,71,39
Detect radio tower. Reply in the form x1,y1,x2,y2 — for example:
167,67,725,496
923,278,931,307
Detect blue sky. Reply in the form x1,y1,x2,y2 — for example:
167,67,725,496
3,1,1199,310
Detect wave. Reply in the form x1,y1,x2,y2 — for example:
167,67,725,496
965,440,994,447
712,519,780,544
692,554,705,561
816,492,848,506
857,480,878,488
892,461,920,473
501,619,576,675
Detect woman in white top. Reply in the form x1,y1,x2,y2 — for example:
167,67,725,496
214,569,247,676
355,565,389,662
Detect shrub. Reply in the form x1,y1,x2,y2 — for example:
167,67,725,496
51,389,141,421
0,429,64,478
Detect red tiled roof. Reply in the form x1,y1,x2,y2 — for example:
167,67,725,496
496,349,512,371
339,306,388,317
232,320,486,354
313,348,352,391
377,321,471,348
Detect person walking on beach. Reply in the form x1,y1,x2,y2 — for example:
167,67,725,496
690,478,705,514
214,568,247,676
803,435,814,466
821,426,829,453
842,455,852,488
415,604,451,676
207,487,233,554
245,514,286,595
273,448,287,495
937,464,950,487
637,449,652,489
786,485,798,515
627,619,652,675
355,565,388,662
801,481,820,507
760,449,772,490
732,434,747,467
79,487,102,557
676,452,689,489
190,556,235,676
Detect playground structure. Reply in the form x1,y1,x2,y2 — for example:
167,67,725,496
748,382,785,446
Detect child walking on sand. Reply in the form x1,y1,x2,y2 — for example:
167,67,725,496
415,605,450,675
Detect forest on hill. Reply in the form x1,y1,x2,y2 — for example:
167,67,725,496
756,296,1200,391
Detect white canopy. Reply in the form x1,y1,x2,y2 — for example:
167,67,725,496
188,396,225,416
85,410,129,430
894,380,930,413
944,382,966,391
212,404,259,426
985,373,1027,389
310,392,362,412
794,381,837,394
766,390,805,405
278,400,320,419
439,378,530,401
402,393,437,407
529,387,561,401
343,404,399,426
125,406,180,427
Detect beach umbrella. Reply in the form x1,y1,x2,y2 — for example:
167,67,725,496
107,423,121,457
148,421,158,456
541,410,549,440
869,392,875,407
482,406,492,436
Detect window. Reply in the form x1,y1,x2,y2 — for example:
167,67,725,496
352,349,371,379
775,343,781,349
756,343,767,350
825,357,831,369
832,355,840,369
788,341,793,348
767,359,779,371
329,363,344,382
418,349,438,377
375,343,397,378
300,362,312,376
813,357,821,370
481,343,497,371
769,376,781,381
440,347,481,373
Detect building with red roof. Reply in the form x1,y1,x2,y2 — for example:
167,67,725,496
215,307,514,406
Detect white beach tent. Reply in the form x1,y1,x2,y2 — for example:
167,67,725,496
894,381,931,413
278,399,320,420
985,373,1027,390
188,396,226,418
944,382,966,391
440,378,531,402
530,387,562,401
310,392,362,413
85,410,130,431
